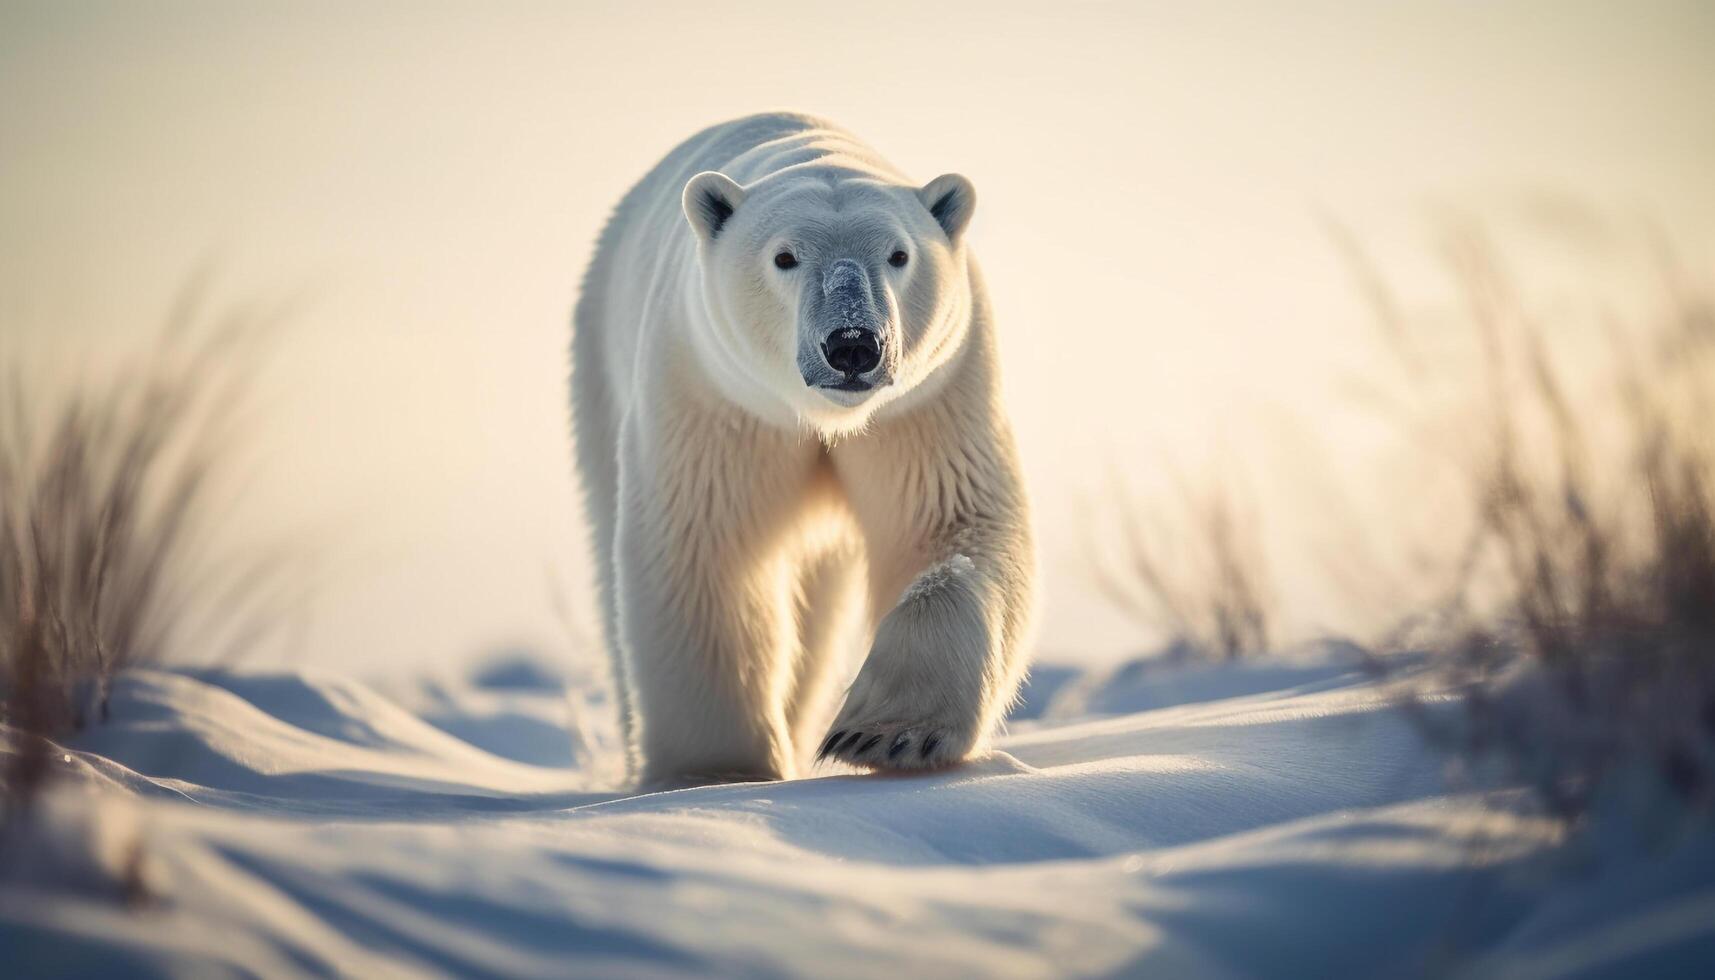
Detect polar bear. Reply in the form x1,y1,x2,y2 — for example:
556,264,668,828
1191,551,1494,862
571,112,1035,787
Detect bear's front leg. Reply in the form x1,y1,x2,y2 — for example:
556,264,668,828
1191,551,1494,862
822,392,1036,771
614,403,818,789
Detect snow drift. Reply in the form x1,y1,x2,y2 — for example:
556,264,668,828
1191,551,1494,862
2,647,1710,977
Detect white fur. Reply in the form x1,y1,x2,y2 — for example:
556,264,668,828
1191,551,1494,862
572,113,1035,788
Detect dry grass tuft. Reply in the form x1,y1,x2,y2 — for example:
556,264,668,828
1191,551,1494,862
1,291,291,828
1088,479,1274,662
1352,224,1715,822
1093,217,1715,823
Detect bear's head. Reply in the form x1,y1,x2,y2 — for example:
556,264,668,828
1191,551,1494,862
681,167,976,434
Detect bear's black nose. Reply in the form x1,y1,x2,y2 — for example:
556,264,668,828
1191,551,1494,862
822,328,881,376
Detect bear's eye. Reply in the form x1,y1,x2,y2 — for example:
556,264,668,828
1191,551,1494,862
888,250,909,268
773,251,798,270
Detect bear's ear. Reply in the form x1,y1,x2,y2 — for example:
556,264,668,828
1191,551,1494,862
682,171,747,243
917,173,976,243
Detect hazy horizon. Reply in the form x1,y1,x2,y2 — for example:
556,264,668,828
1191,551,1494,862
4,0,1713,672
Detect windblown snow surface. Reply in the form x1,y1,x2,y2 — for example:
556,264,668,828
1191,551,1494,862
3,646,1711,978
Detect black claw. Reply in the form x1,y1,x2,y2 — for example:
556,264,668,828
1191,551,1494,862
888,735,911,759
921,734,942,759
857,734,883,754
817,731,846,760
839,731,865,752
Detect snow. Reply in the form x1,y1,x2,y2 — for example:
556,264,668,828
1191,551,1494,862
3,646,1711,977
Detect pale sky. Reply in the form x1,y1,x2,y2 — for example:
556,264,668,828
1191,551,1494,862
3,1,1712,673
